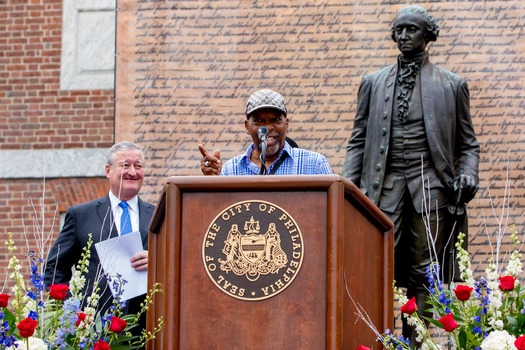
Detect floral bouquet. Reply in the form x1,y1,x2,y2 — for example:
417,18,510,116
355,225,525,350
0,232,163,350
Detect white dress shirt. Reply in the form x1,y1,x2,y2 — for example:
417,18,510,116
109,191,139,235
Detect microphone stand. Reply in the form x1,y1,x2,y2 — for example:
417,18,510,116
259,141,267,175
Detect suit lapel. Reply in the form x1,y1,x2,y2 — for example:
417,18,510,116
385,65,397,120
419,59,437,132
94,195,153,245
96,195,119,240
138,198,154,247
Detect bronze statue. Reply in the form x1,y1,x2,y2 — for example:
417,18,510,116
342,5,480,344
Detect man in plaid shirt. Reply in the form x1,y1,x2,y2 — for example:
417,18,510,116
199,89,333,176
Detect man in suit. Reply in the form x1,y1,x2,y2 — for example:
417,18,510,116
342,5,479,344
44,141,155,321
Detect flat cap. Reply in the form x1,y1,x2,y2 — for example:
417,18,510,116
245,89,287,118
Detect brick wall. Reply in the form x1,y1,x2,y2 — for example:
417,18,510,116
0,178,109,260
0,0,114,150
0,0,114,281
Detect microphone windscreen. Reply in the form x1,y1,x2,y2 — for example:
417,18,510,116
257,126,268,141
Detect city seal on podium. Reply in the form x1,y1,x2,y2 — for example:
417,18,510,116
202,200,304,301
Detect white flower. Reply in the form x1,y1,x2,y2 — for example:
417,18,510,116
8,337,48,350
421,342,442,350
480,330,517,350
505,226,522,277
506,258,522,276
456,232,475,285
489,318,504,330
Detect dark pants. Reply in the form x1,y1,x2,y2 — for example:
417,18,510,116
387,189,449,345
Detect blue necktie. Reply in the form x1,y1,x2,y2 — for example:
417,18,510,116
118,201,132,235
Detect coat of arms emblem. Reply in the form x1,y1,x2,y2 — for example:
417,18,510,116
202,200,304,301
220,217,288,281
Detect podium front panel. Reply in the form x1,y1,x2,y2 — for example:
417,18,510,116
179,191,328,348
147,175,393,349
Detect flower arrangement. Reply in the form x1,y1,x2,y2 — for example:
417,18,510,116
0,232,163,350
354,225,525,350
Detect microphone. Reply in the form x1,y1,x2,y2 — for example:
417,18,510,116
257,126,268,175
257,126,268,152
257,126,268,144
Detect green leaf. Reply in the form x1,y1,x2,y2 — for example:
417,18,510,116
458,328,467,348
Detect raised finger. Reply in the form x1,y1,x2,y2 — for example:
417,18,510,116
198,144,208,157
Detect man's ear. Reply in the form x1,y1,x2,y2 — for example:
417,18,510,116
244,119,250,135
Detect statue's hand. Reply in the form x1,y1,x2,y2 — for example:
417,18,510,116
452,174,478,204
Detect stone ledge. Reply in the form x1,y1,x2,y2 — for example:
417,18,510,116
0,149,107,178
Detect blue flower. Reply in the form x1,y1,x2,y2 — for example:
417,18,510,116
63,297,80,313
426,263,452,314
473,326,483,335
27,290,37,300
0,312,17,348
382,330,411,349
28,250,46,292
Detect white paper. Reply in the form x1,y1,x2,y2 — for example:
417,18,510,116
94,231,147,301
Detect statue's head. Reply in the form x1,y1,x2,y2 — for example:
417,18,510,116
390,5,439,44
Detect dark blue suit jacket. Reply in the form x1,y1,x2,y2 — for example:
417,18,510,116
44,194,155,315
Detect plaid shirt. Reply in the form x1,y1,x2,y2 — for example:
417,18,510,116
221,142,333,176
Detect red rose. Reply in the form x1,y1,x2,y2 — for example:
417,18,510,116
439,313,458,332
109,316,127,333
94,339,110,350
356,346,371,350
49,284,69,300
499,276,516,291
516,335,525,350
453,285,474,301
76,312,87,327
0,293,10,307
400,296,418,315
17,317,38,338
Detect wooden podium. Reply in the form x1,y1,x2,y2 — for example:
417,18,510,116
147,175,393,349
